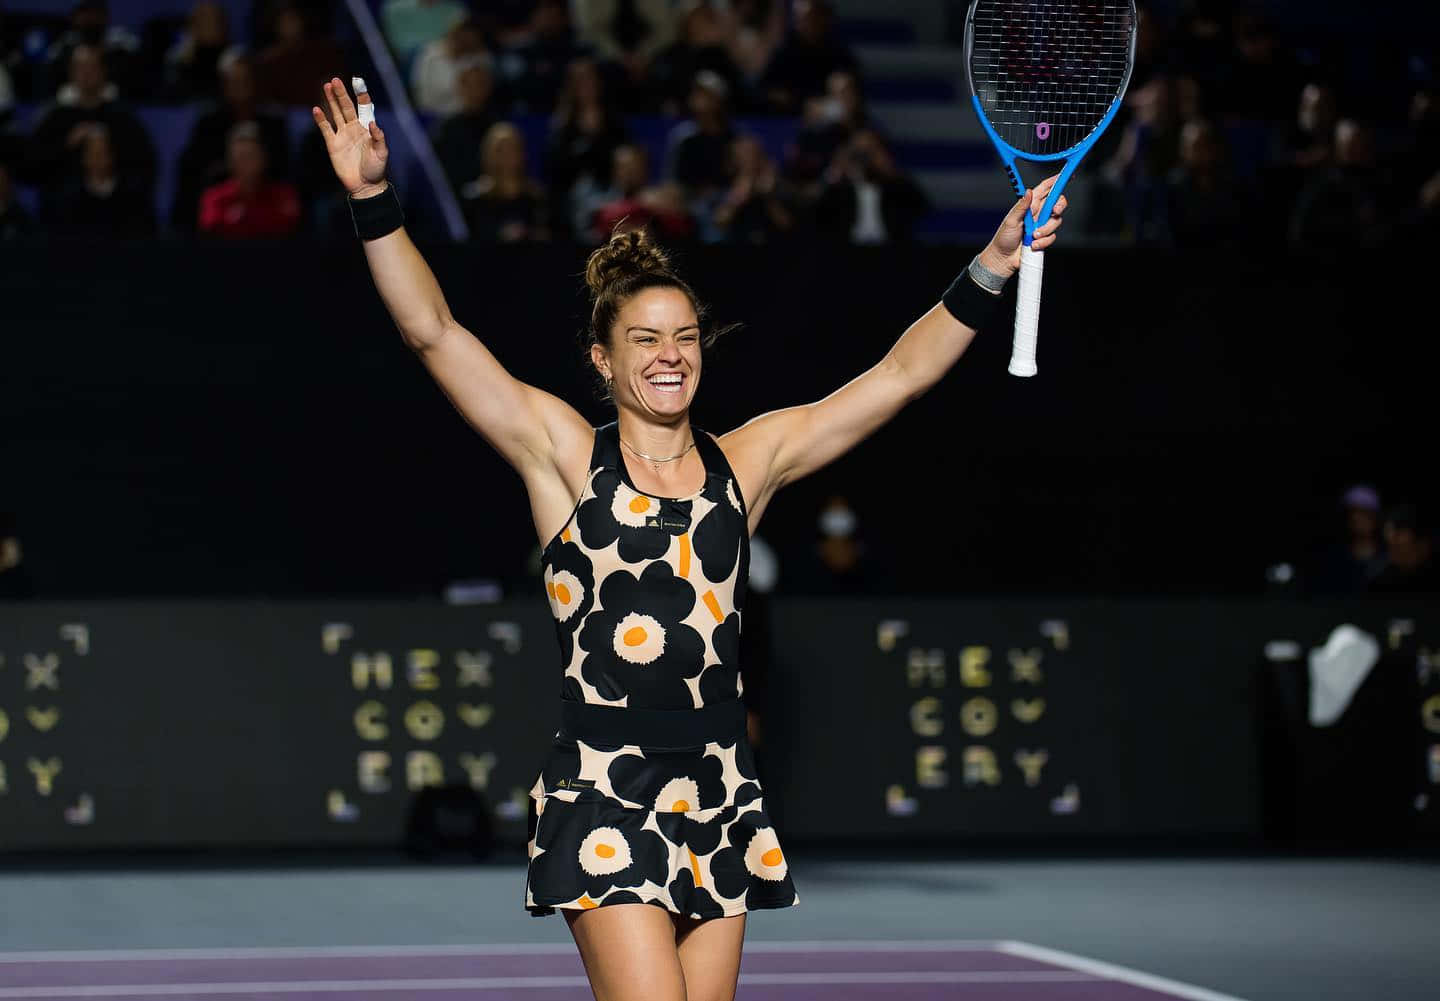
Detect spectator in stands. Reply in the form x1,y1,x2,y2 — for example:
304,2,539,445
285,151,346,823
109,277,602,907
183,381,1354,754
460,121,548,242
589,143,693,241
163,0,235,102
0,156,35,239
713,133,795,243
1308,484,1387,594
572,0,676,104
546,59,630,237
44,1,140,99
1273,82,1338,172
788,494,885,594
728,0,786,86
1095,75,1181,241
198,121,300,238
492,0,582,114
256,4,343,106
173,52,290,233
812,128,929,244
787,68,867,187
411,17,487,116
25,44,156,207
664,70,734,203
382,0,467,68
433,55,500,190
50,122,153,236
1213,13,1295,123
1164,118,1254,247
649,2,745,116
1289,118,1391,249
761,0,857,114
1369,504,1439,594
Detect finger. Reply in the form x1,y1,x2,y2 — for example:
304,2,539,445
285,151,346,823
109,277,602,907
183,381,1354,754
331,76,358,124
323,81,345,130
369,121,387,156
1032,174,1061,217
1034,220,1064,248
1050,193,1068,217
1006,188,1033,224
312,106,335,140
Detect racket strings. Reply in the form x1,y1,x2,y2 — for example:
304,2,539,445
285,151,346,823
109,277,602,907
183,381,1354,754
969,0,1134,156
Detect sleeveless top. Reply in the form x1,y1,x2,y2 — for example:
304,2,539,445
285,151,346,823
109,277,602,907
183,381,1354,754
540,421,750,711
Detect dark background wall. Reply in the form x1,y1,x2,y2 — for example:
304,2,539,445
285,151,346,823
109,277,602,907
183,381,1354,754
1,241,1433,598
3,598,1434,853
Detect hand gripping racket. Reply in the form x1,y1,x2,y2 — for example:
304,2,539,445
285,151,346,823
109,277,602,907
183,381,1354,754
964,0,1136,376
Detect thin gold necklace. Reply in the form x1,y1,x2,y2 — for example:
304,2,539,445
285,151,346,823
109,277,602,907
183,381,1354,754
620,436,696,464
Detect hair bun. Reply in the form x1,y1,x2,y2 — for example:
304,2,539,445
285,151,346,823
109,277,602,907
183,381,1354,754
584,227,673,298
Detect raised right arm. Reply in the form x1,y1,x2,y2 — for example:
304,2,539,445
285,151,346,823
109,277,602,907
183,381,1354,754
359,220,591,480
313,77,592,540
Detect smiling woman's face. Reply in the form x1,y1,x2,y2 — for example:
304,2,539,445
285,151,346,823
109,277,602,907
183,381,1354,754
592,287,702,420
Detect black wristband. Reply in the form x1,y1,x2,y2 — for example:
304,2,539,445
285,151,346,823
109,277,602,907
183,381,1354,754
941,270,1007,331
348,183,403,241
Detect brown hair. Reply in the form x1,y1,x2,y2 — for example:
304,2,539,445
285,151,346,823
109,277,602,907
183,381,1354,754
583,227,727,400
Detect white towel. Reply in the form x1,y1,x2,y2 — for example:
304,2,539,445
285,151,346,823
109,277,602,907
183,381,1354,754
1307,624,1380,726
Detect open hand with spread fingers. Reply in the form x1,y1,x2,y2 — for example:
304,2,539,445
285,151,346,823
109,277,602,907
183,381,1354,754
311,76,388,198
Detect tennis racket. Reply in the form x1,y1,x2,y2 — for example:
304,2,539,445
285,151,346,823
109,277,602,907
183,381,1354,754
964,0,1137,376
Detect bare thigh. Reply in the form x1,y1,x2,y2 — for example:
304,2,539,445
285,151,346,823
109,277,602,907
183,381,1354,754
675,913,746,1001
564,904,687,1001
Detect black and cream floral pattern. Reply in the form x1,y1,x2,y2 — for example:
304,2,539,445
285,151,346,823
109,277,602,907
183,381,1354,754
525,423,798,918
576,561,707,708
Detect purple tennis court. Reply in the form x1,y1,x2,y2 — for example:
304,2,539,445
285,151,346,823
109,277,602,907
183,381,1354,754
0,942,1240,1001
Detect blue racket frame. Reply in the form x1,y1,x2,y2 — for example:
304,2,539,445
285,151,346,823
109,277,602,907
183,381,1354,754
964,1,1137,246
969,93,1128,246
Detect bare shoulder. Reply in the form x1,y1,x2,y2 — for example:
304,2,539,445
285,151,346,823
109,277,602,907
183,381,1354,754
716,412,802,530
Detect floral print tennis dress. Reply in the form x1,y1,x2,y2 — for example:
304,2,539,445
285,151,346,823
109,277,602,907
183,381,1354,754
524,421,799,918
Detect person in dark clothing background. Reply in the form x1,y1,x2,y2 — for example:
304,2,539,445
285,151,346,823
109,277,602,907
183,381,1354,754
25,43,156,213
812,129,928,244
172,52,290,233
761,0,857,113
1369,505,1439,594
432,54,500,190
50,122,153,236
1307,484,1386,594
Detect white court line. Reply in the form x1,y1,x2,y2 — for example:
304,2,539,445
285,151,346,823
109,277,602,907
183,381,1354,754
998,941,1252,1001
0,939,1002,963
0,970,1097,998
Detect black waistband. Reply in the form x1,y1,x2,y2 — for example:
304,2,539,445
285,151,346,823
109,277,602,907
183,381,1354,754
558,698,746,750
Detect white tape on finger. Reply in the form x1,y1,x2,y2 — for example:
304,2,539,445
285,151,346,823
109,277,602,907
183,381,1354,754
1009,244,1044,377
352,76,375,127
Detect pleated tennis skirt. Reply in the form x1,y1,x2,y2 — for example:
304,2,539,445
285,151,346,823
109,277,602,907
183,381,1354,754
524,698,799,918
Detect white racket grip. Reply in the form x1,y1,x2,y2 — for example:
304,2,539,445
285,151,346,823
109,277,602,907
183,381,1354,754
1009,244,1044,377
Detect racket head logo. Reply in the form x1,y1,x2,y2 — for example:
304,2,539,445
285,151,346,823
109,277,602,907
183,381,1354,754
1035,121,1051,140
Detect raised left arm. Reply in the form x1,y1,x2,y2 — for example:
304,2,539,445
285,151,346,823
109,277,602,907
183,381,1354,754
721,181,1065,531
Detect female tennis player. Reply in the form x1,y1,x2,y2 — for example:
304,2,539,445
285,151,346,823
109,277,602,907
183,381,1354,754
314,77,1064,1001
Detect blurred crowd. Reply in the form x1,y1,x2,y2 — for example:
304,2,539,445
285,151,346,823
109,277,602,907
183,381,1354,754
0,0,930,243
0,0,1435,247
1084,3,1438,248
1295,487,1437,596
